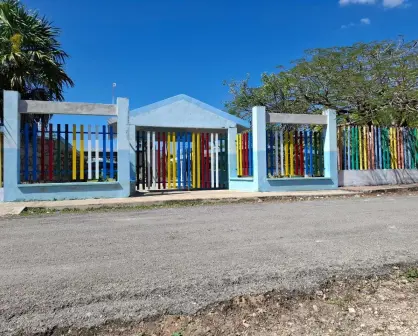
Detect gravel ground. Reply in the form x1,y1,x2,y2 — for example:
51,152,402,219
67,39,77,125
1,195,418,335
96,266,418,336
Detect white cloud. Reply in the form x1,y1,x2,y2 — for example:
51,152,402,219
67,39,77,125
341,23,354,28
383,0,405,7
339,0,406,7
341,17,371,28
339,0,376,5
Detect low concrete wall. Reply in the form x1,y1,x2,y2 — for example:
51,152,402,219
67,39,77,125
7,182,125,202
229,177,336,192
263,177,336,192
229,177,256,192
339,169,418,187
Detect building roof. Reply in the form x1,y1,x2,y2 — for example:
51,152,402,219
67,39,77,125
108,94,250,131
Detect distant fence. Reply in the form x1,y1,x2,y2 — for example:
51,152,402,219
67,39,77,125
136,131,228,191
338,126,418,170
21,123,117,183
236,129,325,178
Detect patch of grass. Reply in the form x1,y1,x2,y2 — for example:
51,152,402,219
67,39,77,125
405,268,418,280
327,294,355,308
18,194,362,217
171,332,183,336
20,199,223,216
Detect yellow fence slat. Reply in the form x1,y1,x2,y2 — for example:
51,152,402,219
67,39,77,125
173,133,177,188
80,125,84,180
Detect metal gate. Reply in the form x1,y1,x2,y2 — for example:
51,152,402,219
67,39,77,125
136,130,228,191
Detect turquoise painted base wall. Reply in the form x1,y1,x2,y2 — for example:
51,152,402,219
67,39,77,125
5,182,133,202
230,177,336,192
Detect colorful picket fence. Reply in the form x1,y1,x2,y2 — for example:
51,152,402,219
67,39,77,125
21,123,117,183
338,126,418,170
236,129,325,178
136,130,228,190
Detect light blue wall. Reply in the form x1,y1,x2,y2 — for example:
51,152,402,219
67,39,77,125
3,91,21,202
229,107,339,192
11,182,126,201
323,109,338,188
229,177,257,191
252,107,267,190
227,127,238,180
116,97,136,197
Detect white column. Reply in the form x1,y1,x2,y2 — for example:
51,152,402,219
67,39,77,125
210,133,215,188
215,133,219,188
147,131,151,189
252,106,267,191
227,127,238,180
323,109,338,187
152,131,156,189
87,125,92,180
3,91,20,201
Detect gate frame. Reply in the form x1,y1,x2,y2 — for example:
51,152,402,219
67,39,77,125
134,127,229,192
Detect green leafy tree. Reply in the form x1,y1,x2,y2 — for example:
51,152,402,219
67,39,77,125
0,0,74,122
225,39,418,127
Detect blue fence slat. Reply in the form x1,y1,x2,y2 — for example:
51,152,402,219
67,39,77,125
188,132,192,189
24,123,29,181
265,131,269,174
309,130,314,176
177,132,180,189
32,123,37,181
270,130,274,175
249,132,253,176
183,132,186,189
109,126,114,179
304,130,308,176
102,125,107,179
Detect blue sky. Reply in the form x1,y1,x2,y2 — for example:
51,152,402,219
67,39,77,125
23,0,417,125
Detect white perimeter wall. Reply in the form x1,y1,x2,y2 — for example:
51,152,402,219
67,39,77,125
339,169,418,187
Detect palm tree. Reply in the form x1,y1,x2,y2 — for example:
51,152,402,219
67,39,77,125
0,0,74,123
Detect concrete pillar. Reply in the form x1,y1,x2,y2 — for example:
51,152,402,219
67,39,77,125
116,97,135,197
3,91,21,202
252,106,267,191
227,127,237,179
323,109,338,187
